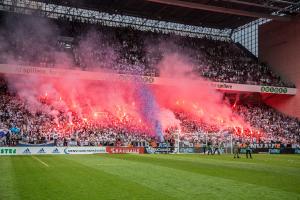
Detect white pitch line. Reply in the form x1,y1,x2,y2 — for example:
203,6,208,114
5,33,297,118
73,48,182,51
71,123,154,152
32,156,49,167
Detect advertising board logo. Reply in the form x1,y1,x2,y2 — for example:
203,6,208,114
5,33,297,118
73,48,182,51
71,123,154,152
261,86,288,94
23,148,31,154
64,147,107,154
52,148,60,154
211,83,233,90
179,148,195,153
106,147,144,154
269,149,281,154
118,74,155,84
37,148,46,154
0,148,16,155
145,147,156,154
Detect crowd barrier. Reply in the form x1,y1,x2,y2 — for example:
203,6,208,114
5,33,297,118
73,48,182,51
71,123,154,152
0,146,144,155
106,147,144,154
0,147,107,155
0,146,299,155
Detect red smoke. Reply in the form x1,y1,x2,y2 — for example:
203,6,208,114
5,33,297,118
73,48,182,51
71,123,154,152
1,15,262,139
5,53,262,139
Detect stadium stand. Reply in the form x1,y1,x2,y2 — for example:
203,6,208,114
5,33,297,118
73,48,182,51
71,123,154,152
1,1,300,200
0,75,299,148
0,13,295,87
0,11,298,149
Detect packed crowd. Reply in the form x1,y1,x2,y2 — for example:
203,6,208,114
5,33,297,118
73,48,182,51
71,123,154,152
0,13,298,148
0,13,294,87
0,79,299,148
234,104,300,146
172,107,300,149
0,94,152,147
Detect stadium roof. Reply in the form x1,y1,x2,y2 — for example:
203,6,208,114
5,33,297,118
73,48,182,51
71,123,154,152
35,0,300,29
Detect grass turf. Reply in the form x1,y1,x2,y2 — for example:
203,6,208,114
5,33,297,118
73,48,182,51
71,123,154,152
0,154,300,200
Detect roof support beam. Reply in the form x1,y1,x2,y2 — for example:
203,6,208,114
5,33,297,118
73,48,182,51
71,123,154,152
221,0,283,11
270,0,298,5
146,0,291,21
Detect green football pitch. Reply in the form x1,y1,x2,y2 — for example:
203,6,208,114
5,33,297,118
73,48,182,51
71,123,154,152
0,154,300,200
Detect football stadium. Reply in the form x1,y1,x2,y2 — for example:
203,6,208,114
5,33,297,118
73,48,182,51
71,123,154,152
0,0,300,199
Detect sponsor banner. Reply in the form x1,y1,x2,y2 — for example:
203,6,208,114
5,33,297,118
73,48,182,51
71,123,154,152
241,148,278,154
0,64,296,95
64,147,107,154
117,74,155,84
210,82,296,95
145,143,175,154
179,147,195,153
21,147,65,155
250,143,281,149
239,148,254,154
0,147,17,155
237,148,299,154
194,147,202,153
155,143,174,154
0,147,107,155
269,149,281,154
261,86,288,94
294,149,300,154
0,147,65,155
17,141,54,147
0,64,154,84
145,147,157,154
106,147,144,154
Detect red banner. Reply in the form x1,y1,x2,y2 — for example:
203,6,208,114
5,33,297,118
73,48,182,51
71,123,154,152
106,147,144,154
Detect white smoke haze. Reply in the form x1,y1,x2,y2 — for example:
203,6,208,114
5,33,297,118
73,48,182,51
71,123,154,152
75,29,120,71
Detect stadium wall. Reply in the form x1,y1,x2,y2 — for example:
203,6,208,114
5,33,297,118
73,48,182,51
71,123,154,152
259,16,300,118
